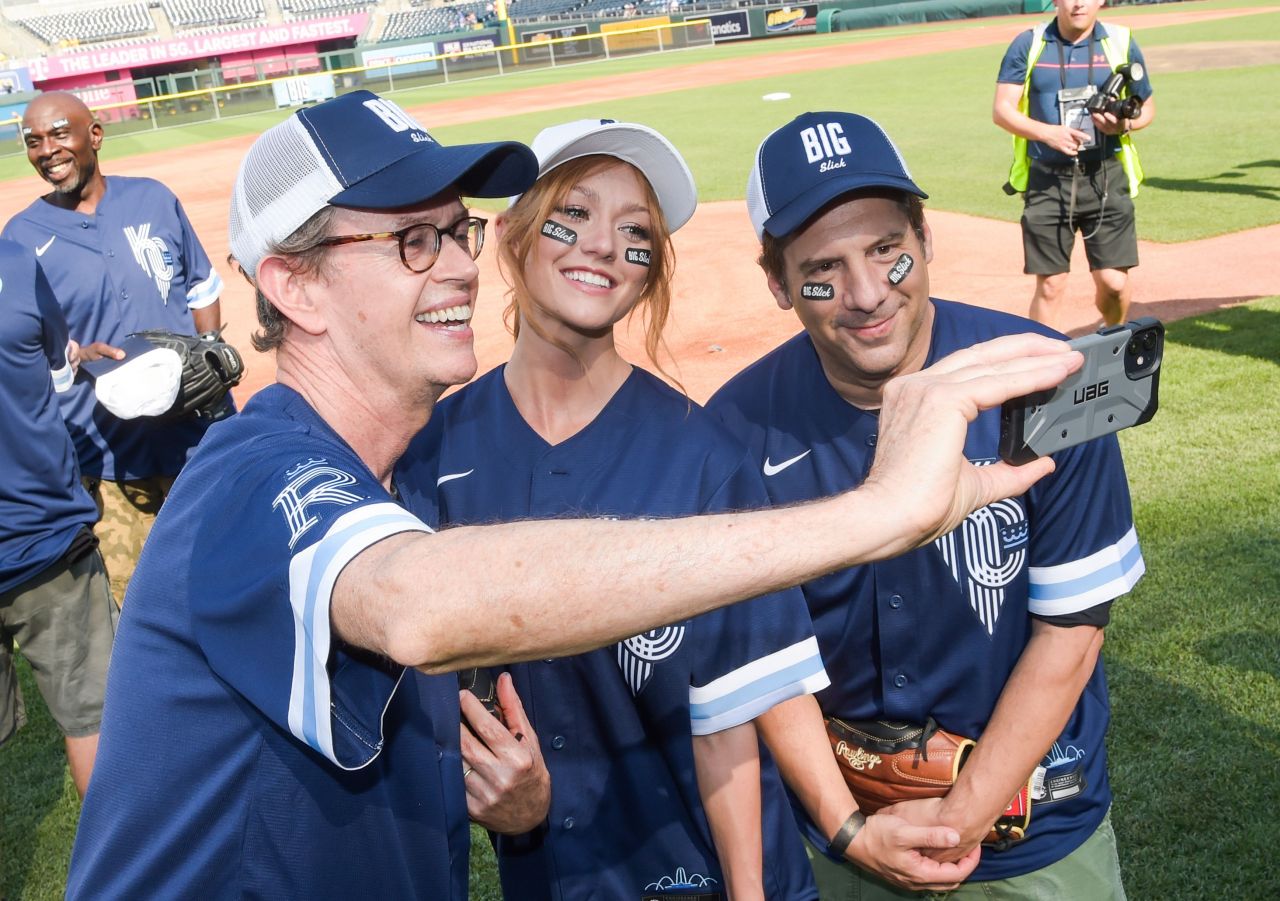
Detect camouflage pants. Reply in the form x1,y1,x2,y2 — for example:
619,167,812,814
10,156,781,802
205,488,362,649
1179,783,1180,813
82,475,177,606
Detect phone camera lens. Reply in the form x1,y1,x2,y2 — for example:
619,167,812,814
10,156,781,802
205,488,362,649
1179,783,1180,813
1127,340,1139,356
1142,332,1157,351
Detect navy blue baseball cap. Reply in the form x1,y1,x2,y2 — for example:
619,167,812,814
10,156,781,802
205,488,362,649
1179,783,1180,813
230,89,538,279
745,111,927,241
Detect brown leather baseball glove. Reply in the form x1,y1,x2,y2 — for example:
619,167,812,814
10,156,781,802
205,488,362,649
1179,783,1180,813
825,716,1031,848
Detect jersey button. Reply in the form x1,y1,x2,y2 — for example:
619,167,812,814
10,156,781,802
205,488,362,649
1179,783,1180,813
122,291,129,300
551,735,566,750
889,594,903,609
80,221,89,228
893,673,908,688
866,434,877,447
562,817,575,830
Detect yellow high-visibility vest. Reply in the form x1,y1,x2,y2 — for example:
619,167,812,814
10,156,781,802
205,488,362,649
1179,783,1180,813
1007,21,1144,196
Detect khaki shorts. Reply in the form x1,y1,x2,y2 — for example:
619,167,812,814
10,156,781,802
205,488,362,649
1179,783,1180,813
83,474,176,605
0,548,118,744
804,807,1126,900
1021,157,1139,276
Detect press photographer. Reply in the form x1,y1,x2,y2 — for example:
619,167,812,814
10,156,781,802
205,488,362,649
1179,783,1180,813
993,0,1156,330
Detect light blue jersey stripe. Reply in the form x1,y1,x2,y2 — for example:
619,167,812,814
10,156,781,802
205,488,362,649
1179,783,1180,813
186,272,223,310
690,652,825,724
1030,539,1143,603
293,507,428,758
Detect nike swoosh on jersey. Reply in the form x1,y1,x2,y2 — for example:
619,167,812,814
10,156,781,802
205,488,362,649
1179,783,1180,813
35,235,56,256
436,469,475,486
762,450,811,477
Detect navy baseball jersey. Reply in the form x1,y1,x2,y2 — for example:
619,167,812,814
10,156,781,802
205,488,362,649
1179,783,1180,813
2,175,224,480
0,240,97,594
708,300,1144,881
399,366,825,900
67,385,470,899
997,20,1152,167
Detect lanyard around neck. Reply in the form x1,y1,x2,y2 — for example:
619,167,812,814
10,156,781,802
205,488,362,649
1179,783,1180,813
1055,28,1096,90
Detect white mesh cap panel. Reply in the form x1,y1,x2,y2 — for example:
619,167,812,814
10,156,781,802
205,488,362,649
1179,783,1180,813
229,116,343,281
745,153,768,242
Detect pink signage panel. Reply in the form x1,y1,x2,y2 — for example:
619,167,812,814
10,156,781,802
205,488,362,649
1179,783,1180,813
25,13,368,82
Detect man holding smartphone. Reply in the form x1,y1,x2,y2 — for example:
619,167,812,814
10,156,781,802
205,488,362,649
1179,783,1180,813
708,111,1144,898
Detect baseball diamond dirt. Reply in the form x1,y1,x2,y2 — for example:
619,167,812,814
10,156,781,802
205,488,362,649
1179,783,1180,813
1,7,1274,404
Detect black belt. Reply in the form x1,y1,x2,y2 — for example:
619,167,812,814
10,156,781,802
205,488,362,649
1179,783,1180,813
1032,157,1110,176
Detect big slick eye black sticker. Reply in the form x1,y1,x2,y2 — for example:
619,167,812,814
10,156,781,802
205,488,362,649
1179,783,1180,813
887,253,914,285
541,220,577,245
625,248,651,267
801,282,835,300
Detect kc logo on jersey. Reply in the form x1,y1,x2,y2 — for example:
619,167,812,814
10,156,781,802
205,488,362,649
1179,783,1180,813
273,458,363,549
935,466,1028,635
123,224,174,304
616,625,685,696
800,121,852,172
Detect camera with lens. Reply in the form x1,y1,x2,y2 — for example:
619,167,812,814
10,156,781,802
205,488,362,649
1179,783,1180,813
1085,62,1146,120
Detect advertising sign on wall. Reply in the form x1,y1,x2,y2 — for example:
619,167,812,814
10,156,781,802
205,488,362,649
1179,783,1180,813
26,14,369,82
707,11,752,42
764,4,819,34
520,23,594,61
361,41,440,76
271,73,336,108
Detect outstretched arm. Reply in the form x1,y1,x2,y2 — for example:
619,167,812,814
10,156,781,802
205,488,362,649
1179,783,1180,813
332,334,1083,673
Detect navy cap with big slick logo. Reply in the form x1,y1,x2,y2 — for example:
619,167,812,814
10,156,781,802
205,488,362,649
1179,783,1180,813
746,111,927,241
229,89,538,280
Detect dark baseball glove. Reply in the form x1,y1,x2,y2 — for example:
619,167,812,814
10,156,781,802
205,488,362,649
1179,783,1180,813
825,716,1032,849
130,329,243,422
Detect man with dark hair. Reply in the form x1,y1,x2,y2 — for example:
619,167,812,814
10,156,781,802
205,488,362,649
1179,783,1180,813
710,111,1142,899
2,91,225,604
68,92,1083,898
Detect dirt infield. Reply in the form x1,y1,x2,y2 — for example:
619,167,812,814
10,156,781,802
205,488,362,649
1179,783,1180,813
1,6,1274,404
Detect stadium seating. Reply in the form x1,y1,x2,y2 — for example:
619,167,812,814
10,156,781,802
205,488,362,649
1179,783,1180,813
162,0,266,29
378,1,494,42
280,0,379,16
15,3,155,45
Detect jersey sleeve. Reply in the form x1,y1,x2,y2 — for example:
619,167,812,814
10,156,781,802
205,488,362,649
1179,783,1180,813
33,258,75,393
686,453,828,736
1127,38,1154,99
188,436,432,769
172,196,223,311
1025,433,1144,618
996,29,1034,84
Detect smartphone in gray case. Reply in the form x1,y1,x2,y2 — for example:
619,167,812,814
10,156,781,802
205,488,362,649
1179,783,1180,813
999,318,1163,465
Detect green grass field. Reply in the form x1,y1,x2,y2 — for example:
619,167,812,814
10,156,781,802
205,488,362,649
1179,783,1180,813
3,2,1279,897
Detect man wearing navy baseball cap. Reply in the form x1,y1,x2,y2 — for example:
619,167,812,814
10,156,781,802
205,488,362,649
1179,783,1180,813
67,93,1087,898
710,111,1142,899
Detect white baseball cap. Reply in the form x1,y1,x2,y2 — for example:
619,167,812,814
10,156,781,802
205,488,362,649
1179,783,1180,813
511,118,698,232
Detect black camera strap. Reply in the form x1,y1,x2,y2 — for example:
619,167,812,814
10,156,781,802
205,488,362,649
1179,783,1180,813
1057,27,1106,239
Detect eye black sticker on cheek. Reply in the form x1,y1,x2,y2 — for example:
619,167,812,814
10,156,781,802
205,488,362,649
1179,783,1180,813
887,253,914,285
801,282,835,300
541,220,577,245
625,248,651,267
51,118,69,129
